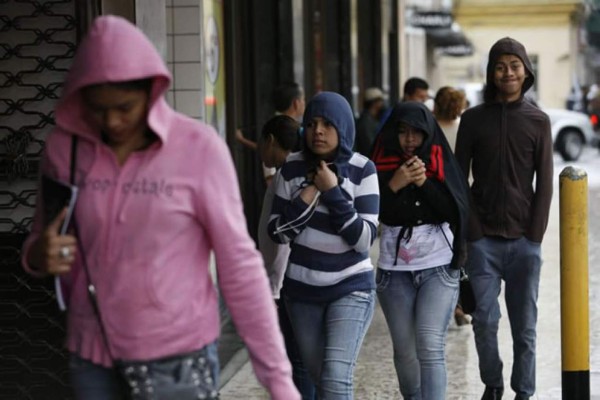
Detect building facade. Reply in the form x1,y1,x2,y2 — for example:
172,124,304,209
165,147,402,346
0,1,405,397
440,0,588,108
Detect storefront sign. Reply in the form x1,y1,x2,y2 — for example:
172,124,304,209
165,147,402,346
438,44,474,57
410,11,453,29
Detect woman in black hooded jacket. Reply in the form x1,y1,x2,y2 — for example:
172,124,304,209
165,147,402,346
371,101,469,399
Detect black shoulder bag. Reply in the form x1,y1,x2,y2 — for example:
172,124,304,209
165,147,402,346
68,136,219,400
458,267,476,315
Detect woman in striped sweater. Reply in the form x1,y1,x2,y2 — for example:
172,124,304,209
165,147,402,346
269,92,380,399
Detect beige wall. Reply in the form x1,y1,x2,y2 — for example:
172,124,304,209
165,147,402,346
100,0,205,118
433,26,573,108
165,0,205,119
437,0,586,108
405,27,428,89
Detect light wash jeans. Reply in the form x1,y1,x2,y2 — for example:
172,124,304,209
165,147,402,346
70,341,220,400
467,236,542,397
376,265,459,400
285,290,375,400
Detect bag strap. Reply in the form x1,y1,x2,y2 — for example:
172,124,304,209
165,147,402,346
440,224,469,280
439,224,453,251
70,136,78,185
68,135,116,361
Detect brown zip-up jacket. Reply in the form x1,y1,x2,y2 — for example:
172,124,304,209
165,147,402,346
455,37,553,243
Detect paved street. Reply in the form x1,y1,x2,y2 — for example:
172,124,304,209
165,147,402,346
220,147,600,399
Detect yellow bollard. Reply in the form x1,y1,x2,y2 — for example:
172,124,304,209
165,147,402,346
560,166,589,400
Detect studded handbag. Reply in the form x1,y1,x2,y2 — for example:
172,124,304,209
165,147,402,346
116,346,219,400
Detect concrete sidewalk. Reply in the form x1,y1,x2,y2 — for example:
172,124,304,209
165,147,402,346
220,188,600,399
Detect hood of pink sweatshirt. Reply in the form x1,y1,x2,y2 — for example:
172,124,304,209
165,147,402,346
55,15,172,143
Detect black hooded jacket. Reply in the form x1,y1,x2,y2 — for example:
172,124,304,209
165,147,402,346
455,37,553,243
371,102,470,268
482,37,535,103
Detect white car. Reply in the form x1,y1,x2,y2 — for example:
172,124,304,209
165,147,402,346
543,108,597,161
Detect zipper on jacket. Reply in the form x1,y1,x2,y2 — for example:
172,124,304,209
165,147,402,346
103,152,122,267
499,104,507,235
103,148,155,262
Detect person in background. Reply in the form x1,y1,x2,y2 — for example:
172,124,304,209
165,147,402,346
269,92,380,399
236,82,306,184
21,15,300,400
586,84,600,133
455,37,553,400
433,86,467,151
433,86,470,326
371,101,469,399
376,78,431,136
433,86,470,327
273,81,306,121
355,87,387,157
403,77,430,103
257,115,317,400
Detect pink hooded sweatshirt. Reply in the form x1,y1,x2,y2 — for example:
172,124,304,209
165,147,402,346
21,15,299,399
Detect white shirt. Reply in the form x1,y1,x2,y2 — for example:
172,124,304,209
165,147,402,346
377,223,454,271
438,118,460,152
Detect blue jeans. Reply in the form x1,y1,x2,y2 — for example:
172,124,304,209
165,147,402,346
467,236,542,397
70,354,126,400
285,290,375,400
70,341,220,400
277,297,317,400
376,265,459,400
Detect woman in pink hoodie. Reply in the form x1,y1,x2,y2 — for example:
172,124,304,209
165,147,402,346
21,15,299,400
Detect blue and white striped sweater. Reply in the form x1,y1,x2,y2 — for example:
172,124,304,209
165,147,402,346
268,151,380,302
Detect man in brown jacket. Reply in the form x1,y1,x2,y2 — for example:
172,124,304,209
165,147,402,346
455,37,553,400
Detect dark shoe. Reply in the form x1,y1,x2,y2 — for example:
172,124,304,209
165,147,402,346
481,386,504,400
514,396,529,400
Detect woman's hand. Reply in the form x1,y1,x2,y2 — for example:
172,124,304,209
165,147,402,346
313,161,338,192
388,156,427,192
28,208,77,275
412,157,427,187
299,184,319,205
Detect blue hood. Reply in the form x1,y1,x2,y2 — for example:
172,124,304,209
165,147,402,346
302,92,355,167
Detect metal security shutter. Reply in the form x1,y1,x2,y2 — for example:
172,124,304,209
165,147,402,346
1,1,79,398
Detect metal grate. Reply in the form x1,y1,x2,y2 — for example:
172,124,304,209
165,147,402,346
1,1,77,398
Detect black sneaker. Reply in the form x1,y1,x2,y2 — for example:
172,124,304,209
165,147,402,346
481,386,504,400
514,395,529,400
